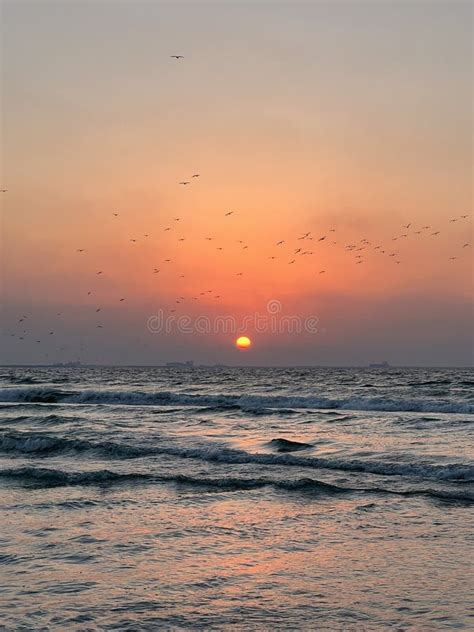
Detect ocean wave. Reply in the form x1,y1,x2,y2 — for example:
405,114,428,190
0,431,154,459
0,466,471,503
267,438,314,452
0,386,473,414
3,375,71,386
1,430,472,482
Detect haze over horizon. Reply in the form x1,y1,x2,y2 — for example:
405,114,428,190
1,0,472,367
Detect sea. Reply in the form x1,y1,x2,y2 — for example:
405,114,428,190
0,366,472,630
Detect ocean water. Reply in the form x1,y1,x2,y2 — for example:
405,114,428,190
0,366,473,630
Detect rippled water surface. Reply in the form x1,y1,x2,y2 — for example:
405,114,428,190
0,366,473,630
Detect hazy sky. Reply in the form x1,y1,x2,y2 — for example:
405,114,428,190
1,0,472,366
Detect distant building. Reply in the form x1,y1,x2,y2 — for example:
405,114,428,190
52,360,82,368
369,361,390,368
165,361,194,368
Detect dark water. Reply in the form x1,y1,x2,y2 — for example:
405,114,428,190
0,366,473,630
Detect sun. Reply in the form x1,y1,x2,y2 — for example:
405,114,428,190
235,336,252,350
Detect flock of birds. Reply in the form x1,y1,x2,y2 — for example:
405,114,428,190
1,55,472,358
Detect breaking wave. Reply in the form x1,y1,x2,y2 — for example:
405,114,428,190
0,387,472,414
1,430,472,482
0,466,471,503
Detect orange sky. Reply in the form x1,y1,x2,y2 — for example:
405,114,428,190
1,1,472,365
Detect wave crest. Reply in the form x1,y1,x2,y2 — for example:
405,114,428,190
0,386,472,414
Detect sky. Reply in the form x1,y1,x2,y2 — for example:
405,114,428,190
1,0,472,366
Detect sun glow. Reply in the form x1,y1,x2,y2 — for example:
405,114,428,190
235,336,252,350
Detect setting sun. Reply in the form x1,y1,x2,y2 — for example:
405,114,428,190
235,336,252,350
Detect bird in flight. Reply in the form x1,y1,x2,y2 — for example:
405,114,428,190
225,211,234,216
192,174,200,178
462,243,470,248
97,271,103,275
164,227,171,232
431,231,440,236
0,189,7,193
319,270,326,274
318,236,326,242
119,298,125,302
113,213,119,217
289,259,295,264
171,55,184,60
153,268,160,273
276,241,285,245
403,223,411,229
76,249,85,253
179,181,190,185
460,215,468,219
